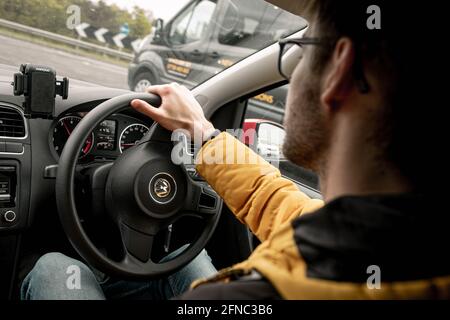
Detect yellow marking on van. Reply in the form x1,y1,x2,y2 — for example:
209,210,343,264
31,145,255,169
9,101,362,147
167,58,192,68
166,63,190,75
218,59,234,67
253,93,274,104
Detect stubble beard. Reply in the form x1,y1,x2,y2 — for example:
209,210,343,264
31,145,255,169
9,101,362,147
282,72,329,174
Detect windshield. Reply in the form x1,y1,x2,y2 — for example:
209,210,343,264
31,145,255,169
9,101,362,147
0,0,307,90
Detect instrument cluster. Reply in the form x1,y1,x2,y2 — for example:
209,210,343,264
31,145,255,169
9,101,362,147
50,112,150,162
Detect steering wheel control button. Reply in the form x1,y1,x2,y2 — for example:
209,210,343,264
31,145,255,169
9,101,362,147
149,173,177,205
3,210,17,223
185,165,204,181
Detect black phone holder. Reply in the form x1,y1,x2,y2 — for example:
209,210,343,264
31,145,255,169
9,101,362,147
13,64,69,119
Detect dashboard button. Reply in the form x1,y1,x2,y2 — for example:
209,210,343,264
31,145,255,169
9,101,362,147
5,142,23,154
3,210,16,223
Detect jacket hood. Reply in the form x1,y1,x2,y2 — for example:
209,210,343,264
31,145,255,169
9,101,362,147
294,194,450,283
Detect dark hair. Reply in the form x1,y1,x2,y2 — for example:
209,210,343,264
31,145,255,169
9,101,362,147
307,1,447,191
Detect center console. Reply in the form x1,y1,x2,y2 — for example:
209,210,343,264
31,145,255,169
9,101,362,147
0,103,32,299
0,163,19,227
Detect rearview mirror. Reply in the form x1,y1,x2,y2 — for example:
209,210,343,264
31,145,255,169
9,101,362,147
242,119,286,162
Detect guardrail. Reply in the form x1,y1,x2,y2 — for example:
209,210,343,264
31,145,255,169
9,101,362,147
0,18,134,61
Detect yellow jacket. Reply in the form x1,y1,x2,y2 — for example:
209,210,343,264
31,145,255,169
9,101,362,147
191,132,450,299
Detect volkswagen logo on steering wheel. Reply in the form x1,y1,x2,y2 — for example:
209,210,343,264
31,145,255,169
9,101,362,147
149,173,177,204
154,178,171,198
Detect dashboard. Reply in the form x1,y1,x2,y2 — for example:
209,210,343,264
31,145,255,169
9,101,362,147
50,111,151,163
0,64,156,233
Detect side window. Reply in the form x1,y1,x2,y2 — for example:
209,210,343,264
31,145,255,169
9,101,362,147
169,4,193,45
169,0,217,46
243,85,319,191
218,0,307,49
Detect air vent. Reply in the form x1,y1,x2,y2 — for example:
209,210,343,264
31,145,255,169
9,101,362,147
0,106,26,138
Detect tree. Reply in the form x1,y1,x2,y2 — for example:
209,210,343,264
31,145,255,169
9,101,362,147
129,6,152,38
0,0,153,42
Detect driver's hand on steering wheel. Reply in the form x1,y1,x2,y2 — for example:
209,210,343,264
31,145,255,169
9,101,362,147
131,83,216,140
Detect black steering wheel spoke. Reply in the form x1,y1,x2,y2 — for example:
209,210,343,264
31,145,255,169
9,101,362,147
119,221,157,263
76,162,114,219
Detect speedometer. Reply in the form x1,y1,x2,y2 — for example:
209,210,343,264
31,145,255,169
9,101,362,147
119,124,149,153
52,116,94,159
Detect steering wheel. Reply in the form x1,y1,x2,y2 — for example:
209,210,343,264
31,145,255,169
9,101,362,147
55,93,223,279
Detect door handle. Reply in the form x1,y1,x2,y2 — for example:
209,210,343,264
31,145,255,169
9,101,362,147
190,49,202,56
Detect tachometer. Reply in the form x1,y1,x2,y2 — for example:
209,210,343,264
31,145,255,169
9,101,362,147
52,116,94,158
119,124,149,153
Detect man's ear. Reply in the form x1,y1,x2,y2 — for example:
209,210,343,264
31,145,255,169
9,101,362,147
320,38,356,111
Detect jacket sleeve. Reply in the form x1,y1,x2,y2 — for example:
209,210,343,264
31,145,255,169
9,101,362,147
195,132,324,241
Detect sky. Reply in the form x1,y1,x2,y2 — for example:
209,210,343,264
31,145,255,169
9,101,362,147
98,0,190,20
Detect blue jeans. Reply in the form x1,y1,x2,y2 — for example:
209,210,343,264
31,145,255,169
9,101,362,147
20,246,217,300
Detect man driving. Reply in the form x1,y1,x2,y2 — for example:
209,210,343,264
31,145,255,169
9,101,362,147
21,0,450,300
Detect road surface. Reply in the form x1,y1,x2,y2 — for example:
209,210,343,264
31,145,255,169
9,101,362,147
0,34,129,90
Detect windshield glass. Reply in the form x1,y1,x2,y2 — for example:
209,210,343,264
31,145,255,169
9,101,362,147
0,0,307,90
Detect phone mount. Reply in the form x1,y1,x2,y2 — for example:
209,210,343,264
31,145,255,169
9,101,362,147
13,64,69,119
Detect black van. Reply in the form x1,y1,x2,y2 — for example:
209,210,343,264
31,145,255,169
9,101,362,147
127,0,307,125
